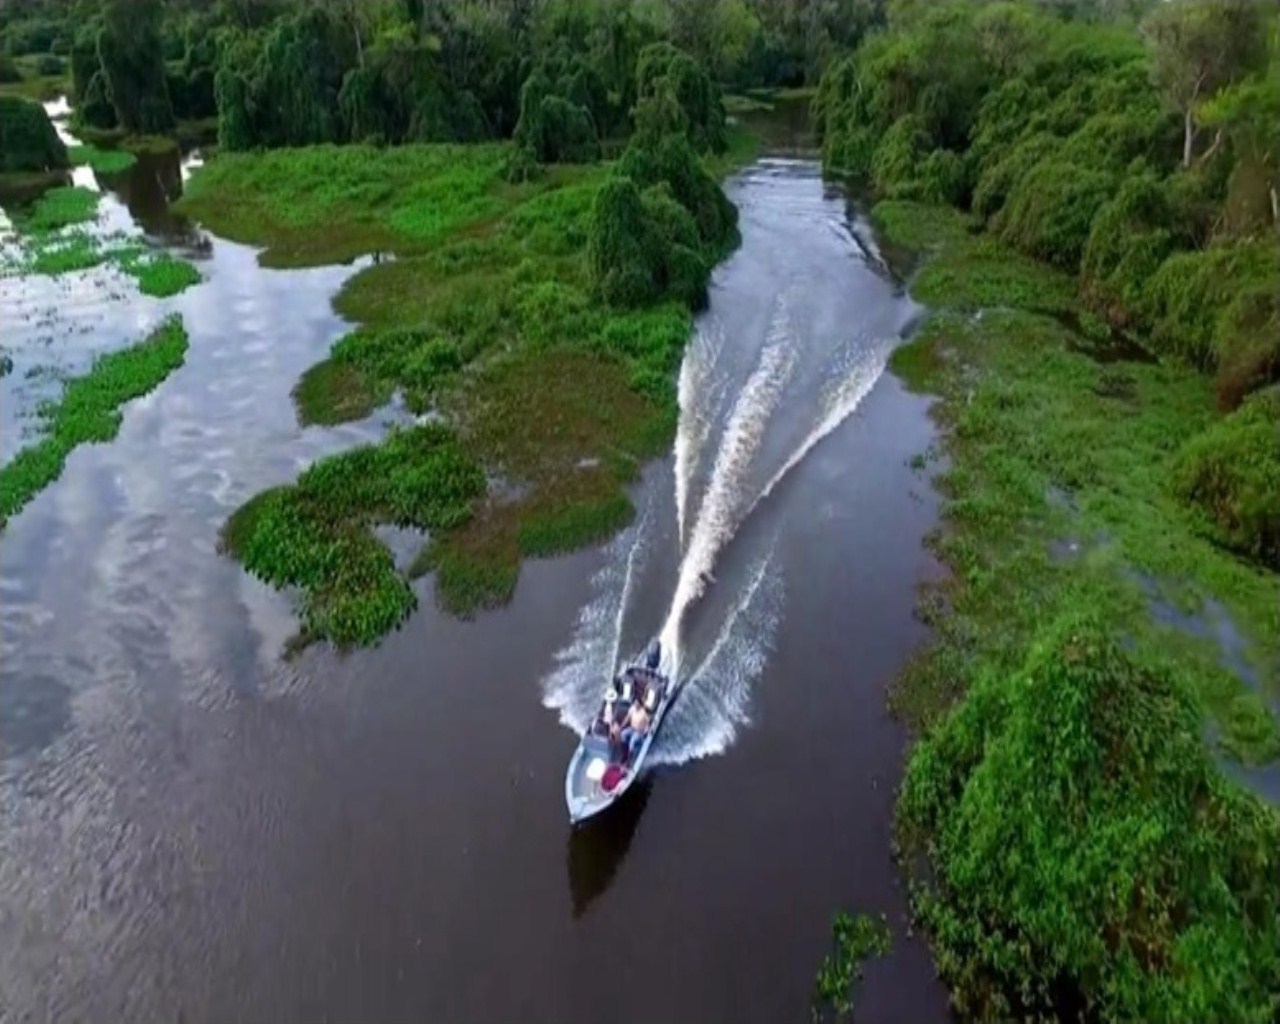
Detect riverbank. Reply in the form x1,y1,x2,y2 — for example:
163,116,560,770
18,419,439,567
880,200,1280,1019
177,130,756,648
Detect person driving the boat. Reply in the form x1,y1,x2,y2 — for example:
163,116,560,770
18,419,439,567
614,699,650,762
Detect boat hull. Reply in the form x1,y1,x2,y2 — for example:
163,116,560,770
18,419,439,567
564,652,674,824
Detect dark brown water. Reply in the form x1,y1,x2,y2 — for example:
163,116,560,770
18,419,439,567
1,108,950,1022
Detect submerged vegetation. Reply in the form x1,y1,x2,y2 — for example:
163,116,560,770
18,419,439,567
817,0,1280,1017
0,315,188,526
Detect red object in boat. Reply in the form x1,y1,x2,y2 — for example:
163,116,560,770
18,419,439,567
602,764,626,792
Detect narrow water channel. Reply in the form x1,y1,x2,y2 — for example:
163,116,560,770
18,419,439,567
1,110,951,1022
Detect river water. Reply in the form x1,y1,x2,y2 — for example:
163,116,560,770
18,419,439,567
1,106,950,1022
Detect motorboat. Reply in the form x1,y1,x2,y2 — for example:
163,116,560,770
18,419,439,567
564,641,675,824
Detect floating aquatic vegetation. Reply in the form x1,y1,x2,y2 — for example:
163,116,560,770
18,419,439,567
0,315,189,526
812,911,891,1021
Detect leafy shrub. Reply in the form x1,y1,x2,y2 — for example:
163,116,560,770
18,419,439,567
536,96,598,163
1058,107,1178,173
35,53,64,76
589,176,662,307
512,68,599,166
0,54,20,83
1080,169,1178,330
901,612,1280,1021
590,121,733,311
996,158,1114,269
871,114,930,195
968,78,1050,176
916,148,969,206
971,131,1061,223
1143,240,1277,375
3,17,59,56
1213,280,1279,410
1171,387,1280,565
79,70,118,130
615,130,737,254
0,95,68,173
96,0,174,134
635,42,726,154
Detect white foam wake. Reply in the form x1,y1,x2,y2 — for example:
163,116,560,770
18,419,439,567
674,319,724,551
660,299,797,673
608,497,650,675
651,550,782,765
542,515,653,734
752,344,889,514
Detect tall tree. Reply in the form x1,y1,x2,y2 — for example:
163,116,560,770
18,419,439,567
97,0,175,133
1142,0,1267,167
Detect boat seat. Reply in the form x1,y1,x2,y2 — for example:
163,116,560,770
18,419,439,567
584,735,611,761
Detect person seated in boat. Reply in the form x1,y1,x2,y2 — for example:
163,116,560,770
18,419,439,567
611,699,651,763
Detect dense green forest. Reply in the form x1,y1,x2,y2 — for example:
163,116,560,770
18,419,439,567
815,0,1278,438
0,0,891,146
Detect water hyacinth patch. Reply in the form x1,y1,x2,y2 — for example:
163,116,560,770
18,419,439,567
0,315,189,526
812,911,891,1021
219,424,487,648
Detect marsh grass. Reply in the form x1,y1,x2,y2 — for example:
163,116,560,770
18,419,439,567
292,359,390,427
0,168,68,205
881,203,1280,1019
176,144,519,267
0,71,68,102
883,213,1278,755
0,315,188,526
26,230,107,274
121,135,178,157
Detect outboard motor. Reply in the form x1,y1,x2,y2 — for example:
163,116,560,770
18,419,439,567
644,640,661,671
